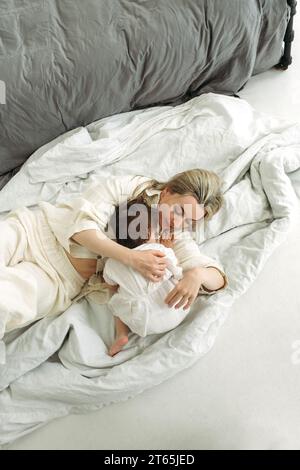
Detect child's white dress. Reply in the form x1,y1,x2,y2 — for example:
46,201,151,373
102,243,190,337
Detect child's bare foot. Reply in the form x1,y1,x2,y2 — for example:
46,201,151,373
108,335,129,357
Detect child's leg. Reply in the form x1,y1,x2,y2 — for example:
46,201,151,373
115,316,130,338
108,316,130,357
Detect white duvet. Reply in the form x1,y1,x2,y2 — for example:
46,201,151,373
0,93,300,447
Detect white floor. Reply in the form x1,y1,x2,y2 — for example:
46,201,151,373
8,15,300,450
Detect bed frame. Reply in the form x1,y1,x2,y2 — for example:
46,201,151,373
278,0,297,69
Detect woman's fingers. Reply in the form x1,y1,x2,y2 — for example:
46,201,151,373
183,297,196,310
149,274,163,282
155,267,166,275
168,293,184,308
174,295,191,309
153,255,167,276
152,272,165,281
155,257,168,266
164,286,193,309
147,267,165,280
164,287,179,306
153,252,168,267
157,260,168,266
153,251,166,258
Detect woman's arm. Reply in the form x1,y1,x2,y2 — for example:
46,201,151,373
164,266,226,310
197,266,226,292
167,231,227,309
72,229,168,282
47,174,152,254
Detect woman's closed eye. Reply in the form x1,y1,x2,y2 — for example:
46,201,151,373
173,204,192,227
174,204,183,216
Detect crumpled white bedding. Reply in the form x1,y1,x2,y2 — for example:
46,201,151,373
0,93,300,448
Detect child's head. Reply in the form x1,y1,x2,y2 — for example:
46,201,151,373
110,196,161,249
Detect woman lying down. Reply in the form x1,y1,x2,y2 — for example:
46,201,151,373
0,168,227,364
98,198,227,356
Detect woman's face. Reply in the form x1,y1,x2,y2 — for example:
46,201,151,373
158,187,205,234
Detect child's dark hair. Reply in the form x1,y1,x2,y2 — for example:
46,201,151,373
109,196,160,249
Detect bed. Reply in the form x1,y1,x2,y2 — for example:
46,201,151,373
280,0,297,69
0,0,296,189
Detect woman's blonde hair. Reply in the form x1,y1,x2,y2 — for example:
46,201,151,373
129,168,223,220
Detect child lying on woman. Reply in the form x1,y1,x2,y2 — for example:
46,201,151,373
101,197,226,356
103,222,183,355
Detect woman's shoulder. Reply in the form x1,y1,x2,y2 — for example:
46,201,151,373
84,173,152,199
118,174,153,197
79,173,152,204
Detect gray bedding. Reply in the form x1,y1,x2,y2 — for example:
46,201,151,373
0,0,290,186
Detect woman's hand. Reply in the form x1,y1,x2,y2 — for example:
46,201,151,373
164,266,226,310
128,250,168,282
164,267,204,310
